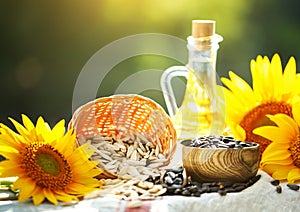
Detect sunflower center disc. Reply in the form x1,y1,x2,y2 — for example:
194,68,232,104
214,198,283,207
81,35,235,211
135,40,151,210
22,143,72,189
290,134,300,168
36,151,61,176
240,101,292,154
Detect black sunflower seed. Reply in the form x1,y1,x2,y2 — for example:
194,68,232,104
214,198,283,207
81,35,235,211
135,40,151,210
287,184,300,191
270,179,280,186
276,185,282,193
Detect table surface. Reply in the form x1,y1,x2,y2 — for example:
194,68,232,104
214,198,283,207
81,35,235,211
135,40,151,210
0,170,299,212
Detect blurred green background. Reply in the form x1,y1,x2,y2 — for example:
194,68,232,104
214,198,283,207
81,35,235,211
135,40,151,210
1,0,300,127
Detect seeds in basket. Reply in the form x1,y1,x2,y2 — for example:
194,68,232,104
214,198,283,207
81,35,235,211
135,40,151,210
77,133,169,179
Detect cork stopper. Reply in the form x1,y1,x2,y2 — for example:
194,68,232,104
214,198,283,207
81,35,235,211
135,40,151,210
192,20,215,38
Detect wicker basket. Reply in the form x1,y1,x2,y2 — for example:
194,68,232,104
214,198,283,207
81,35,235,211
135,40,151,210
68,94,177,178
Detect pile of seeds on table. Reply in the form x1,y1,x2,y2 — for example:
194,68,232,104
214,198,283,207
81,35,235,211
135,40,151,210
270,179,300,193
190,135,258,148
85,177,167,201
77,132,169,180
146,167,261,197
86,166,262,201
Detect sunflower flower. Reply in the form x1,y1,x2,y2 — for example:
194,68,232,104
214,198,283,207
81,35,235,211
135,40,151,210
221,53,300,154
0,114,103,205
253,109,300,183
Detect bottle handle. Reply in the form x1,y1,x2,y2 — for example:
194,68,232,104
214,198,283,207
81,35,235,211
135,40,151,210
160,66,189,118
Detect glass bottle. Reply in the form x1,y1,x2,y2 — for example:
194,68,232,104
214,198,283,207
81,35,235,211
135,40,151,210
161,20,224,140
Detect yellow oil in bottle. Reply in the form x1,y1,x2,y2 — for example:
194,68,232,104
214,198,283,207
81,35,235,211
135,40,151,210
172,70,213,139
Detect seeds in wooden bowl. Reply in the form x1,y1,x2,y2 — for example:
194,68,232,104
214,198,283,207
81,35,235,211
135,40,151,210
181,136,260,182
189,135,258,149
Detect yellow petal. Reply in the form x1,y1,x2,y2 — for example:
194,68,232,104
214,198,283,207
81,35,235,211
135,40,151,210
292,102,300,127
72,171,100,181
17,178,36,202
250,59,263,101
71,161,98,175
252,55,271,100
0,124,24,150
48,119,65,142
287,168,300,183
13,177,26,190
261,158,293,166
66,182,96,194
55,129,76,157
253,126,293,144
222,71,256,108
261,56,273,100
54,190,79,202
0,166,23,177
283,56,296,94
21,114,35,133
0,160,23,177
36,116,48,138
266,114,298,136
261,164,293,180
43,188,58,205
8,118,29,138
269,54,283,99
295,75,300,93
55,194,76,203
235,125,246,141
0,149,19,159
222,88,248,119
261,143,292,165
272,169,289,180
71,142,95,162
32,188,45,206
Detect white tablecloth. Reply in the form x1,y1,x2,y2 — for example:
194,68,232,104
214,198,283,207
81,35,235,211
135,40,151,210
1,170,299,212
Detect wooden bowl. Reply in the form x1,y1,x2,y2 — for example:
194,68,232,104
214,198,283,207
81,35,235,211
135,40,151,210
181,140,260,182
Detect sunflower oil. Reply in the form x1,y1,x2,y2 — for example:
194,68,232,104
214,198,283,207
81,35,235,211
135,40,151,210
161,20,224,140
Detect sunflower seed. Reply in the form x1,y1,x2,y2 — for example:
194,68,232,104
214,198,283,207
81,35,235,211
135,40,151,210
276,185,282,193
127,199,142,208
126,159,146,166
126,145,135,158
137,148,146,156
137,181,154,190
158,142,163,153
148,185,163,194
96,150,112,161
129,190,139,200
155,145,159,157
287,184,300,191
270,179,280,186
146,142,154,148
130,150,138,160
138,142,146,152
119,166,129,176
128,166,140,177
